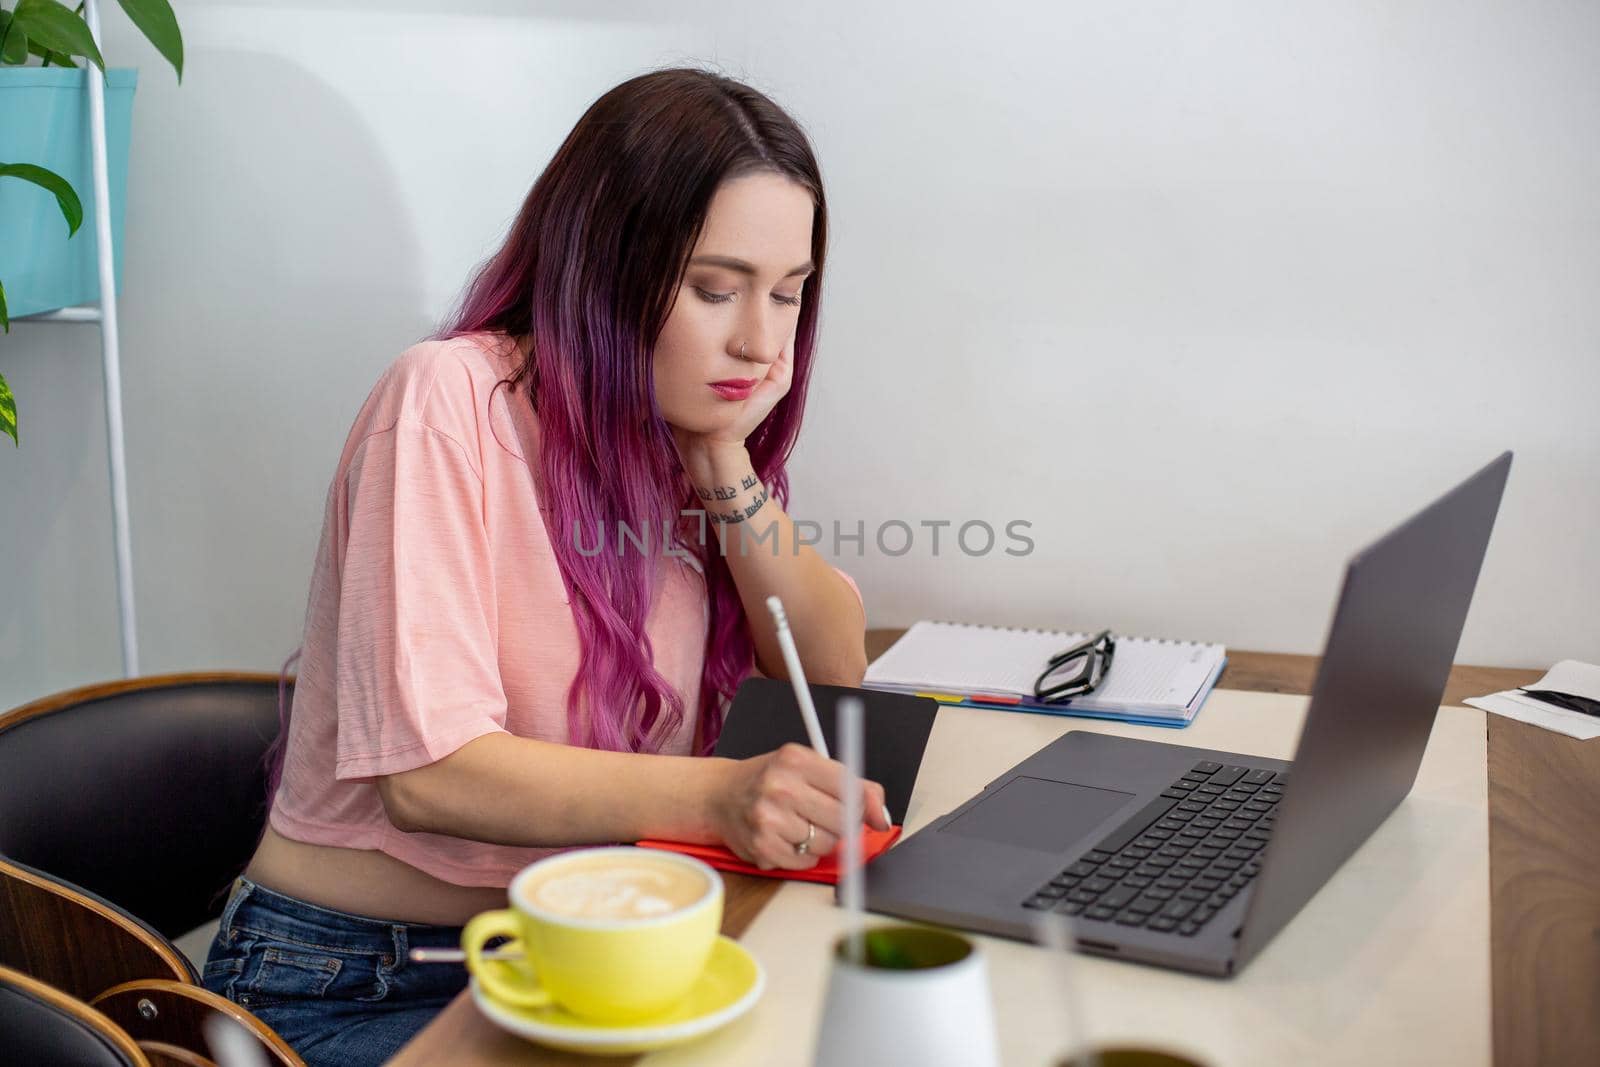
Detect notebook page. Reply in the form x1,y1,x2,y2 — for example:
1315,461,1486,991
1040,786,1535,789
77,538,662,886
865,621,1072,694
1092,637,1223,708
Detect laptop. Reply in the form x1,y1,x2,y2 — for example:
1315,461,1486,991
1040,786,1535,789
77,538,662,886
861,452,1511,976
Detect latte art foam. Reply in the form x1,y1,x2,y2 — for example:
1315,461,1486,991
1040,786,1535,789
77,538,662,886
523,857,707,921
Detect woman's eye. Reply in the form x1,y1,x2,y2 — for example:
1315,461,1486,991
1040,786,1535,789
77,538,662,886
693,286,802,307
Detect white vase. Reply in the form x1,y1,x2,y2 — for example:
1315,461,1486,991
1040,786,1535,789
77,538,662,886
812,926,1000,1067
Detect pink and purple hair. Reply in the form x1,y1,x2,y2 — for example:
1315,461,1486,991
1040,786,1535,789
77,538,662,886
433,68,829,756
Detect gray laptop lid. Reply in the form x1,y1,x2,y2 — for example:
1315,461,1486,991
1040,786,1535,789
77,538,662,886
1234,451,1511,966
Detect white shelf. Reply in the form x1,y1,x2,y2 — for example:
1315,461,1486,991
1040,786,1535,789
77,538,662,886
16,0,139,677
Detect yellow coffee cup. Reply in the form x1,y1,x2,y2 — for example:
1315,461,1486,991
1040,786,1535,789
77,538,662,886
462,847,722,1023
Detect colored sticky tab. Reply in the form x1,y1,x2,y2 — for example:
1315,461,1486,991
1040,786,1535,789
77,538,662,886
968,692,1022,706
914,691,967,703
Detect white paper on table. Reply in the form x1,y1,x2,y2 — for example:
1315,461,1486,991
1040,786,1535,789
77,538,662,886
1532,659,1600,700
1465,689,1600,741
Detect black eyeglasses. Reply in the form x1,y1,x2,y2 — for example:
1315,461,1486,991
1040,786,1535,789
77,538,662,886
1033,630,1116,704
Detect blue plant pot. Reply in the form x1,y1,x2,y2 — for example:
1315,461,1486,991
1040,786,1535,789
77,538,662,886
0,68,137,319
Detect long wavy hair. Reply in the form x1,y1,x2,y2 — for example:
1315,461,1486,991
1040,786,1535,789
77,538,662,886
437,68,829,755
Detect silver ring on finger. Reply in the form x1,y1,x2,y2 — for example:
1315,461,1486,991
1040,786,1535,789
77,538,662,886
794,821,815,856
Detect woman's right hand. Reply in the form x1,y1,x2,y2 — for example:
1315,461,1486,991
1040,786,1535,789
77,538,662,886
707,743,891,871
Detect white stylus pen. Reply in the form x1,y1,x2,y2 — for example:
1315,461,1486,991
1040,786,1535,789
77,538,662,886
765,595,895,828
766,595,830,756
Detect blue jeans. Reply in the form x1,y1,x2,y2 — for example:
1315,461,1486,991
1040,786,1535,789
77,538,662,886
201,878,468,1067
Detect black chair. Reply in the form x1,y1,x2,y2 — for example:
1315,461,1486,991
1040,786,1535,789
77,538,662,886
0,963,150,1067
0,673,288,994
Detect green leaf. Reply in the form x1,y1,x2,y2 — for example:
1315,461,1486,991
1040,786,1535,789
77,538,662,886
0,277,8,333
116,0,182,81
28,35,80,67
0,163,84,237
0,10,32,65
0,369,16,446
13,0,105,72
862,930,918,970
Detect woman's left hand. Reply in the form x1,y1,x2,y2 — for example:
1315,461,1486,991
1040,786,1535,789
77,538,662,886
677,349,793,457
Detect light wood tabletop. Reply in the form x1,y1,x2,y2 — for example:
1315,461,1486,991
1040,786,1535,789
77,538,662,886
389,631,1598,1067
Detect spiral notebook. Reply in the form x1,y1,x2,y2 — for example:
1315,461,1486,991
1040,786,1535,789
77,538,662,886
863,620,1226,727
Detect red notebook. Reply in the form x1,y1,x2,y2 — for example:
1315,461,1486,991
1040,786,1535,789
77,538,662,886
636,826,902,885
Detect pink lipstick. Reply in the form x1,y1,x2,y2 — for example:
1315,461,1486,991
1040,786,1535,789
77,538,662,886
710,378,757,401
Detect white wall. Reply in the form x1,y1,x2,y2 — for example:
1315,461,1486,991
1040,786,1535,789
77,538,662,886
3,0,1596,708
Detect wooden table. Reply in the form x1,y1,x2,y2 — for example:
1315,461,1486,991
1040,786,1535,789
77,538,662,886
390,633,1600,1067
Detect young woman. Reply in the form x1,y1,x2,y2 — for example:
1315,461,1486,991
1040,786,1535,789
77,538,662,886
201,68,888,1066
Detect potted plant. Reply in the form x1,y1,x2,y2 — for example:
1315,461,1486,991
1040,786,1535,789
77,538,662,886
0,0,182,445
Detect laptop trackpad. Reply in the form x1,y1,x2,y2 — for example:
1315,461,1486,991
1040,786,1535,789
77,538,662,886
941,776,1136,853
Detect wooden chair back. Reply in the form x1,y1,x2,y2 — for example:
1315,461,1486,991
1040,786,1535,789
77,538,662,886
0,856,192,1002
93,979,307,1067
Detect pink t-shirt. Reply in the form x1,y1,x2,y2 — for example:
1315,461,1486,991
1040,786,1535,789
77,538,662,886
270,332,857,887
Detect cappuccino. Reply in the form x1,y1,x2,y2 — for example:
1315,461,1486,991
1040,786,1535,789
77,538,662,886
520,852,708,921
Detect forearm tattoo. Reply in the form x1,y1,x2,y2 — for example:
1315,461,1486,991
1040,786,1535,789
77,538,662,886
708,486,770,525
694,474,762,503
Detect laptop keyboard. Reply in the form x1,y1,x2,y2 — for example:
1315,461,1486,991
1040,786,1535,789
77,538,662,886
1022,761,1283,936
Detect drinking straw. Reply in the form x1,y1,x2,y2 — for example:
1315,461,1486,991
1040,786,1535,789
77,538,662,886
1032,913,1101,1067
204,1015,271,1067
838,695,866,964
